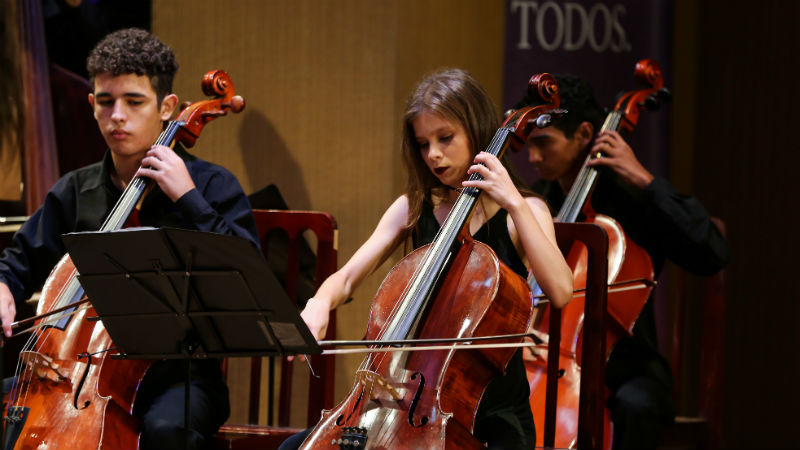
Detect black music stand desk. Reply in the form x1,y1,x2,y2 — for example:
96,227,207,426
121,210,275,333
62,227,320,448
63,227,319,359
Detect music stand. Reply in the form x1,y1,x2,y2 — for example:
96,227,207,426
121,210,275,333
62,227,320,448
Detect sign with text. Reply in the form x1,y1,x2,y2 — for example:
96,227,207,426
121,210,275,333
502,0,673,184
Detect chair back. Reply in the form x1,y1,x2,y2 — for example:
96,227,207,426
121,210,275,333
222,209,338,429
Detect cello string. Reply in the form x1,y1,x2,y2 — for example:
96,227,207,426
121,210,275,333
321,341,536,356
13,302,92,411
557,111,621,224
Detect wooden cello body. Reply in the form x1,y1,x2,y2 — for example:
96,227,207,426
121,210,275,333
300,74,562,450
8,258,150,449
3,70,245,450
303,241,532,449
525,59,669,449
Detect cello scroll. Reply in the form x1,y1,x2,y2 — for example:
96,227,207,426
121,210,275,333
613,59,670,133
506,73,565,152
175,70,246,148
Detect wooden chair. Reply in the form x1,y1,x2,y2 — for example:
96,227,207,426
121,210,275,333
215,209,338,450
658,218,727,450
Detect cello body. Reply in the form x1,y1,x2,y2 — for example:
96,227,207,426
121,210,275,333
302,241,532,449
9,255,150,450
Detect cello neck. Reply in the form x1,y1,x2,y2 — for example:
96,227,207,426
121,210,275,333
555,111,623,224
98,120,184,231
556,59,668,225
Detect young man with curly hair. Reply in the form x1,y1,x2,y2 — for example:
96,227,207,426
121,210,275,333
0,28,257,449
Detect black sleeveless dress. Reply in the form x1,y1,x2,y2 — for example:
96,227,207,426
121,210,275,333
412,201,536,450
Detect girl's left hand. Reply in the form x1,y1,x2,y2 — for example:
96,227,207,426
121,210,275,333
462,152,524,212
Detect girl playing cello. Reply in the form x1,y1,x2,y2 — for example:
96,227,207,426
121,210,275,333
284,68,572,450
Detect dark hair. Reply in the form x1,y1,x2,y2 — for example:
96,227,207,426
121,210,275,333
516,74,604,138
401,68,531,236
86,28,178,103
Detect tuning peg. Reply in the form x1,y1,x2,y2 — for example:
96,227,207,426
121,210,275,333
535,114,552,128
641,96,661,111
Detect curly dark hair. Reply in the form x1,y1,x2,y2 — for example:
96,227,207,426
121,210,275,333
86,28,178,103
515,74,604,138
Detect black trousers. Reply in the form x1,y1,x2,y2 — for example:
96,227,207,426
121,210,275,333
135,360,230,450
606,342,675,450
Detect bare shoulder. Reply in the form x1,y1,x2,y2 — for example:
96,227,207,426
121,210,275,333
524,194,551,216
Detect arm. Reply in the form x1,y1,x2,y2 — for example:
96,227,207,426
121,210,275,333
464,153,573,308
302,196,410,340
636,177,729,274
174,172,258,247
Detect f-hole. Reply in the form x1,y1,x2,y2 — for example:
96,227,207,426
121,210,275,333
336,387,365,426
408,372,428,428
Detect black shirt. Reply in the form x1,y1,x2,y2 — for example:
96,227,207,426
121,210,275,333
0,146,259,303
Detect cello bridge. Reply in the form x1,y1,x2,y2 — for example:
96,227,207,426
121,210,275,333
355,370,402,400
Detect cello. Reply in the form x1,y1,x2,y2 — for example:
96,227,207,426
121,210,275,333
299,74,562,450
525,59,670,449
3,70,245,450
